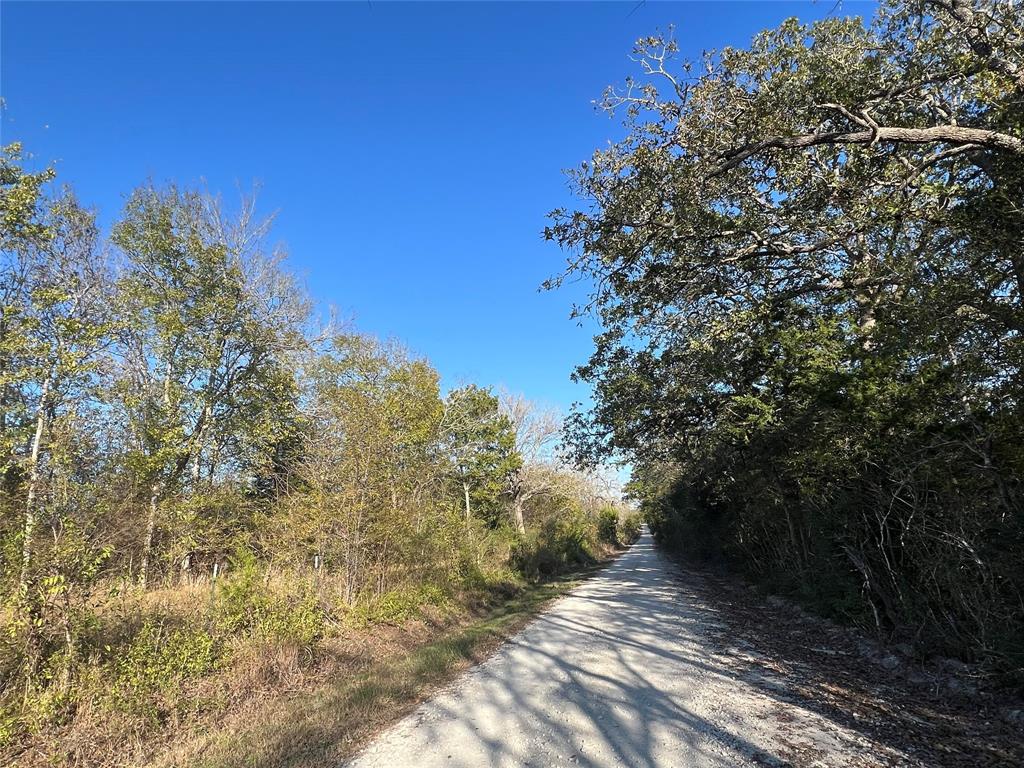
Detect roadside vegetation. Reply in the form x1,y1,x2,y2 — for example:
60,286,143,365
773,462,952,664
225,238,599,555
552,0,1024,683
0,150,635,766
158,567,593,768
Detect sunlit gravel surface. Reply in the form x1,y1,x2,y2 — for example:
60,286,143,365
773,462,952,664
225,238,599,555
345,531,902,768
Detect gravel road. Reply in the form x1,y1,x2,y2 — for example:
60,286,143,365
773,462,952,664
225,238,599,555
346,531,903,768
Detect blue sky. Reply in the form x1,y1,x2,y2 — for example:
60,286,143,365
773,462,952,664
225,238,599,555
2,0,863,415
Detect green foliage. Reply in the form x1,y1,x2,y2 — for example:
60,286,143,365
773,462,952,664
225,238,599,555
216,548,325,644
112,619,220,720
110,183,308,586
596,507,619,545
166,487,258,574
444,385,521,526
555,1,1024,674
352,583,451,625
513,513,598,579
0,142,55,249
618,513,642,545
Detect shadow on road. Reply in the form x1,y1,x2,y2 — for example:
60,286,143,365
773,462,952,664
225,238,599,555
348,535,807,767
336,533,1022,767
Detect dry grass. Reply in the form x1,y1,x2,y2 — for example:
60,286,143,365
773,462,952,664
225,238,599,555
4,543,619,768
149,570,593,768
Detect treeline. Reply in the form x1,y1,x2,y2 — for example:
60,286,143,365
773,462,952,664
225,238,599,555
0,143,633,761
552,0,1023,678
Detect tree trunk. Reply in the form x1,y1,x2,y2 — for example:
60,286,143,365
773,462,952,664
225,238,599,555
852,239,880,352
139,482,161,589
19,379,49,589
783,505,803,572
463,482,472,526
512,497,527,536
856,298,878,350
191,404,212,486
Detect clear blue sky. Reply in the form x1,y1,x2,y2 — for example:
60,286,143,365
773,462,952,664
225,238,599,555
2,0,862,414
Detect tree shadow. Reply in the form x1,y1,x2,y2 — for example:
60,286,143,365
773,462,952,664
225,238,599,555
343,536,842,767
251,533,1022,767
673,554,1024,768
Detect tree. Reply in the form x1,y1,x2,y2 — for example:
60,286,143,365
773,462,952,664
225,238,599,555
550,1,1023,462
111,185,309,586
1,152,113,683
442,385,519,528
550,1,1024,667
287,334,448,602
500,392,564,535
0,186,111,589
1,143,55,495
14,193,111,590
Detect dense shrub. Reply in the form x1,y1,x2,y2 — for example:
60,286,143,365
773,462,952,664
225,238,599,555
618,514,642,545
596,507,619,545
216,549,325,644
111,619,220,721
513,513,598,579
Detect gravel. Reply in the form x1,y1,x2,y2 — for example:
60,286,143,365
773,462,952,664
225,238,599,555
345,531,899,768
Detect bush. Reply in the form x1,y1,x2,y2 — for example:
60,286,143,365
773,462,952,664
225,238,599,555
353,583,451,625
513,513,597,579
112,618,220,720
216,548,325,644
597,507,619,545
619,513,642,544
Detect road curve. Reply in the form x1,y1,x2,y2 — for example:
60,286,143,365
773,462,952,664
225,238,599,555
346,531,891,768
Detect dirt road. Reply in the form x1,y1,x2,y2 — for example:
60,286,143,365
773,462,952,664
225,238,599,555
346,531,904,767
